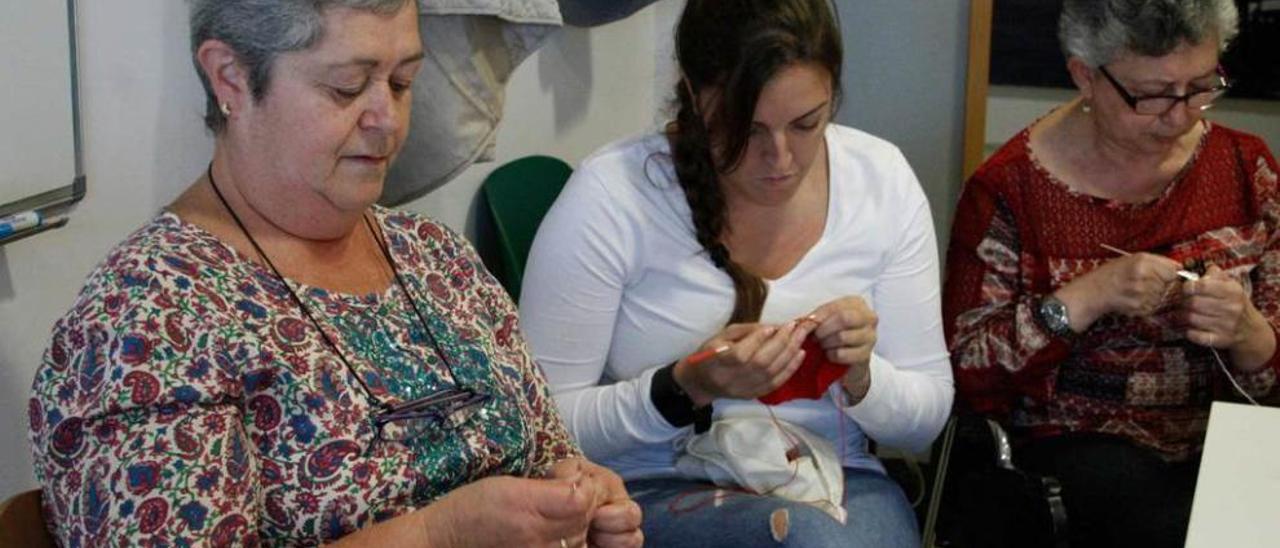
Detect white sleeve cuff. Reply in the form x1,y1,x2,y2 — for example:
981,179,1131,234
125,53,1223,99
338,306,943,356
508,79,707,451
846,353,896,426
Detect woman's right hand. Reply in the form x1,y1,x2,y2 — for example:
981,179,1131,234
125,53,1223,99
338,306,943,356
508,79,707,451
672,321,813,406
418,474,602,548
1056,252,1183,331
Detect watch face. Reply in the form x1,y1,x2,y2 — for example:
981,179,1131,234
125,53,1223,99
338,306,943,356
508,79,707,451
1040,297,1071,335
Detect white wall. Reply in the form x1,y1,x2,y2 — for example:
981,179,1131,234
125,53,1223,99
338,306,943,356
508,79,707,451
0,0,678,497
835,0,972,252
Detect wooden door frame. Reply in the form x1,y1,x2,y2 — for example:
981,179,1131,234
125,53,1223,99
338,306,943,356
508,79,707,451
962,0,993,180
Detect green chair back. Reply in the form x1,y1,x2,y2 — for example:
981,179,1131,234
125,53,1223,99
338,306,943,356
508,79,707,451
481,155,573,302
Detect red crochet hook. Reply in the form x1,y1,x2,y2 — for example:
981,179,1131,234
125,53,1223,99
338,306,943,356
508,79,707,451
685,345,731,366
686,317,821,367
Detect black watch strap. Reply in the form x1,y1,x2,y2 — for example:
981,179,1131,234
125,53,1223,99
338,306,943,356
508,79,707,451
651,363,712,433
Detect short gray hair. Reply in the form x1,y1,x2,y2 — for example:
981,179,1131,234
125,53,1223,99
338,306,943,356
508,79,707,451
190,0,415,133
1059,0,1238,68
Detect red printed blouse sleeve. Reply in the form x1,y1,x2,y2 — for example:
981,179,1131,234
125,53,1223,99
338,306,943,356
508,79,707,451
942,173,1072,417
1232,140,1280,396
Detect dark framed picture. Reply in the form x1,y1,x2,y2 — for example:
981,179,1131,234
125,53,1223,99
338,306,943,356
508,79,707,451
990,0,1280,101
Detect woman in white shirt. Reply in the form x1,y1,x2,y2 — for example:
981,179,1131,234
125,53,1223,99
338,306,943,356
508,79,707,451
519,1,953,545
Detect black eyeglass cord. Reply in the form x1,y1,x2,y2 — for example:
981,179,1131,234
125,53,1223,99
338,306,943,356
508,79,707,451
205,164,462,413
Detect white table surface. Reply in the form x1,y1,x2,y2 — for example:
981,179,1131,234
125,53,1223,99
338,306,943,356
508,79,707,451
1184,401,1280,548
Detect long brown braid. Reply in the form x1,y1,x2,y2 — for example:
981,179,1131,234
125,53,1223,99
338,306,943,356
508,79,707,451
667,0,842,324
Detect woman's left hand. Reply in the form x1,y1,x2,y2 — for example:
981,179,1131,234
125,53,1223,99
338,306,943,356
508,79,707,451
548,458,644,548
807,296,878,404
1183,265,1276,371
1184,265,1254,348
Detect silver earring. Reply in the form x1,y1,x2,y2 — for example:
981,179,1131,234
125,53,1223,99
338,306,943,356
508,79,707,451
1081,101,1092,114
219,102,232,116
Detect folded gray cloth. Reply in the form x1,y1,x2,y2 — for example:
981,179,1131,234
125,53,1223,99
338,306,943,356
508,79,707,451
558,0,662,27
382,0,562,206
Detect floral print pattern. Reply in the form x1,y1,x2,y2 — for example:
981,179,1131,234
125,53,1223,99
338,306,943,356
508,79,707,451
29,207,578,546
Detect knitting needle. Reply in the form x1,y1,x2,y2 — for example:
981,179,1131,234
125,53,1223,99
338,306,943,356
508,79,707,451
1099,243,1201,281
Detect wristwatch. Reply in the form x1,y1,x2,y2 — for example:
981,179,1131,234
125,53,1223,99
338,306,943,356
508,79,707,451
1037,295,1075,337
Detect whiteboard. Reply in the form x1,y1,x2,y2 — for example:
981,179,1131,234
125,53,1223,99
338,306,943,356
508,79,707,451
0,0,82,240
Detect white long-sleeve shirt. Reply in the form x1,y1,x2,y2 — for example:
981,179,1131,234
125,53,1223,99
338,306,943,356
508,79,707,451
519,125,954,479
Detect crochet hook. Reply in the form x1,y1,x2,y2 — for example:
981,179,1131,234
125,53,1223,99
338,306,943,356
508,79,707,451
1099,243,1201,281
685,345,731,366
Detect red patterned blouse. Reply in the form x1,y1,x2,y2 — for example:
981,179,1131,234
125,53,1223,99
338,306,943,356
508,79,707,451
943,122,1280,461
29,207,578,546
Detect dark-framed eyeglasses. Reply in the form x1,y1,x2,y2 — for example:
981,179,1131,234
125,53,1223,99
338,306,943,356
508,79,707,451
1097,64,1230,116
370,386,494,444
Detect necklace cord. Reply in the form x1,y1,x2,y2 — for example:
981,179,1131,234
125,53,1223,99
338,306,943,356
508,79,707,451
360,211,471,387
206,164,396,411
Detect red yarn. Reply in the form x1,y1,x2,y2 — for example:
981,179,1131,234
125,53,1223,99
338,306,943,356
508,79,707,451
758,335,848,405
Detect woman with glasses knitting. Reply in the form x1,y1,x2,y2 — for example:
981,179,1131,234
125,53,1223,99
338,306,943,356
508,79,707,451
519,1,953,546
27,1,642,546
944,1,1279,546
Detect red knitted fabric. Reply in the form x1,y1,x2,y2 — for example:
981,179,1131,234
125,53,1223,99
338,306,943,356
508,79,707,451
759,335,849,405
943,123,1280,461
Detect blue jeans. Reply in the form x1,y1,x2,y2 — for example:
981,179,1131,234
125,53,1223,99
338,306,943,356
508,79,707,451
627,468,920,547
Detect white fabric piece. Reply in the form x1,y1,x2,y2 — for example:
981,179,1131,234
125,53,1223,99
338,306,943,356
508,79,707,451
519,125,955,480
676,417,849,523
382,0,562,205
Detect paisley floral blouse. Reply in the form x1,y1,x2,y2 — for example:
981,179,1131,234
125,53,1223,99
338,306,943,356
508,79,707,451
28,207,578,546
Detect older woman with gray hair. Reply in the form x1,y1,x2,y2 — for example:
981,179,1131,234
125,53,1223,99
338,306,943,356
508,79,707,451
27,1,642,546
944,0,1278,546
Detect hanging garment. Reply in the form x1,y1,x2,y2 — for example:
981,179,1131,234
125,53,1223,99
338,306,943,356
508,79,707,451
557,0,662,27
383,0,563,205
